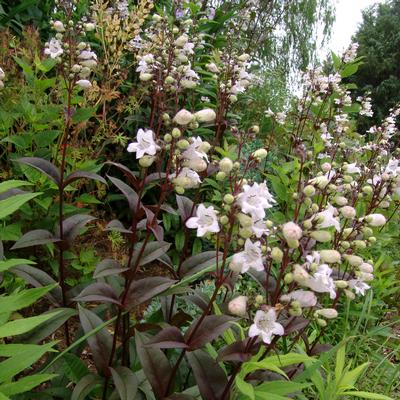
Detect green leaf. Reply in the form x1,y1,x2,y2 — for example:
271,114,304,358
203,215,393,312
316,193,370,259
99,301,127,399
236,375,255,400
0,342,57,382
341,62,360,78
0,374,57,396
72,107,97,123
0,310,63,338
341,391,393,400
71,374,102,400
335,343,346,381
0,180,33,194
0,258,35,273
339,362,370,389
0,192,40,220
256,381,309,395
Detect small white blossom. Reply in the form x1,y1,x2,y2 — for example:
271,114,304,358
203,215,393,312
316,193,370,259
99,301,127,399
315,204,341,232
348,279,370,296
237,182,275,220
127,128,160,159
306,264,336,299
186,204,220,237
44,38,63,59
230,239,263,273
248,309,284,344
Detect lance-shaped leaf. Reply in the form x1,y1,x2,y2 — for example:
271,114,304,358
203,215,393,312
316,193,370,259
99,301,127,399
71,373,102,400
135,331,171,399
110,367,138,400
143,207,164,241
0,192,41,220
15,157,61,185
58,214,96,243
105,162,139,185
131,241,171,268
282,317,309,335
165,395,196,400
78,306,112,376
145,327,188,349
105,219,132,234
19,307,77,344
0,258,35,273
185,315,237,350
123,277,176,311
181,251,223,277
176,195,194,222
74,283,121,306
63,170,107,188
0,373,57,397
217,339,253,362
108,175,139,212
10,265,62,305
186,349,228,400
94,259,128,279
11,229,59,250
0,180,33,194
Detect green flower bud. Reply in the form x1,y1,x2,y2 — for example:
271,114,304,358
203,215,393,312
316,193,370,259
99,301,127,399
239,228,252,239
303,219,313,229
164,133,172,143
216,171,226,181
362,185,373,195
139,155,155,168
344,254,363,266
172,128,181,138
220,215,229,225
224,194,235,204
368,236,376,243
320,249,341,263
335,280,348,289
289,307,302,317
287,239,299,249
271,247,283,262
340,241,350,250
219,157,233,173
310,230,332,243
303,185,316,197
353,240,366,249
175,186,185,194
316,318,327,327
177,139,189,150
284,273,293,284
255,295,264,304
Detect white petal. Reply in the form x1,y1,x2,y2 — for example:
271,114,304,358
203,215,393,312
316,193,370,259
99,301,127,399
248,324,260,337
185,217,199,229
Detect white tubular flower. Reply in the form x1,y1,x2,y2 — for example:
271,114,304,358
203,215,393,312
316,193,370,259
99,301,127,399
230,239,263,273
237,182,275,220
365,213,386,227
44,38,63,59
306,264,336,299
127,128,160,159
251,219,269,238
174,109,194,125
228,296,248,316
182,137,210,172
195,108,216,123
0,67,5,80
248,309,284,344
282,222,302,241
315,204,341,232
185,204,220,237
172,167,201,189
84,22,96,32
348,279,370,296
284,290,317,308
206,62,219,73
76,79,92,89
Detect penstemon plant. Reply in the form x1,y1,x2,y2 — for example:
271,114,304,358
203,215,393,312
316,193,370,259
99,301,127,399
0,1,398,400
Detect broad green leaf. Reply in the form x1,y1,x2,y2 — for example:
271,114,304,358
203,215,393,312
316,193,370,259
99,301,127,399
0,374,56,396
0,192,40,220
0,310,63,338
256,381,310,395
0,258,35,273
338,362,370,389
236,375,255,400
0,180,33,193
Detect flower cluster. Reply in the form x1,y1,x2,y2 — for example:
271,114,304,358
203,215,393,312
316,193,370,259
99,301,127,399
0,67,5,89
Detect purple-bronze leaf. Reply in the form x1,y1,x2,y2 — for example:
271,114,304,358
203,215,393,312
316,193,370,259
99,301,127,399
104,162,139,186
93,259,128,279
71,373,102,400
186,349,228,400
131,241,171,268
63,170,107,188
217,339,253,362
58,214,96,243
180,251,223,278
104,219,132,234
74,283,121,306
15,157,61,186
145,326,188,349
165,395,196,400
78,305,112,376
185,315,237,350
110,366,138,400
123,277,176,311
135,330,171,399
282,317,310,335
176,195,194,222
11,229,60,250
107,175,140,212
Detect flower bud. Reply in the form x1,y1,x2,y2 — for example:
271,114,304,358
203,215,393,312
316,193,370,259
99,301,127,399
284,273,294,284
195,108,216,123
165,76,175,84
315,308,338,319
252,148,268,160
84,22,96,31
139,73,153,81
368,236,376,243
344,289,355,300
53,20,65,32
362,185,373,195
255,295,264,304
321,162,331,172
353,240,366,250
335,280,348,289
320,249,341,264
172,128,181,138
175,186,185,194
334,196,348,206
237,213,253,228
271,247,283,262
287,239,300,248
289,307,302,317
282,222,302,241
340,206,356,219
303,219,313,229
251,125,260,134
177,139,189,150
365,213,386,227
224,194,235,204
303,185,316,197
228,296,247,316
310,230,332,243
293,265,309,284
239,228,252,239
174,109,194,125
216,171,226,181
76,79,92,89
139,155,155,168
317,318,327,327
164,133,172,143
344,254,363,266
359,262,373,273
219,157,233,173
220,215,229,225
